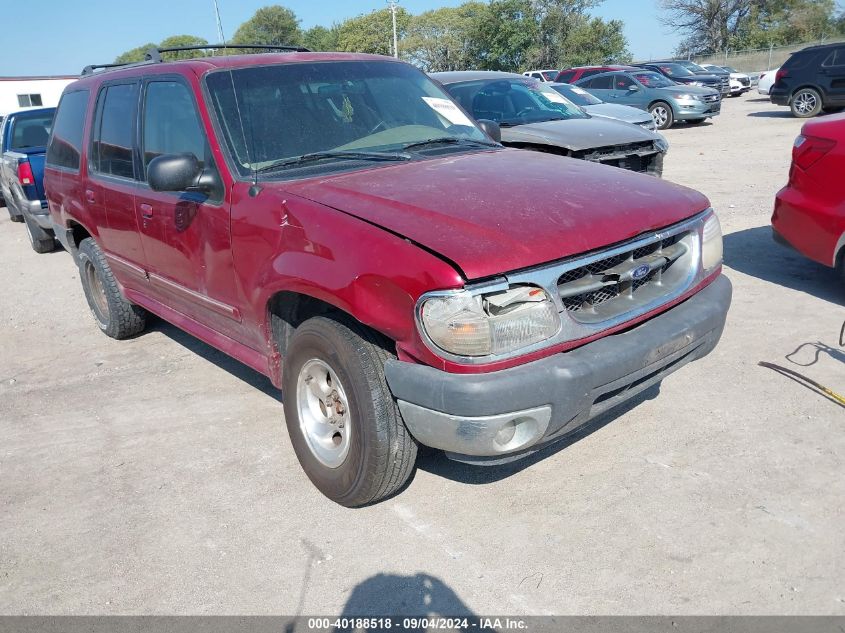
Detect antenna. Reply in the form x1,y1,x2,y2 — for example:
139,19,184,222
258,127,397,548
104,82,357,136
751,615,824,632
212,0,227,48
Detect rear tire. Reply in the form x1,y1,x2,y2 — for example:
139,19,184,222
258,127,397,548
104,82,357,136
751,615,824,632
790,88,823,118
649,102,674,130
282,315,417,507
23,214,56,253
77,237,147,339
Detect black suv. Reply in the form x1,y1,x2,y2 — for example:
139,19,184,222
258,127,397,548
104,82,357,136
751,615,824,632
770,42,845,118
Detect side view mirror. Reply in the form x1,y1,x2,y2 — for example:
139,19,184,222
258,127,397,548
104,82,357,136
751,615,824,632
476,119,502,143
148,153,204,193
628,84,640,91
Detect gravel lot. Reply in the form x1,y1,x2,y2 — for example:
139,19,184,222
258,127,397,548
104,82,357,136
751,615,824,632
1,92,843,616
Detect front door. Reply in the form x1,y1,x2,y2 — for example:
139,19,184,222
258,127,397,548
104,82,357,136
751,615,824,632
134,77,244,343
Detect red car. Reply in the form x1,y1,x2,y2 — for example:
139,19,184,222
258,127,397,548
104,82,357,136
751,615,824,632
44,46,730,506
773,114,845,272
555,65,640,84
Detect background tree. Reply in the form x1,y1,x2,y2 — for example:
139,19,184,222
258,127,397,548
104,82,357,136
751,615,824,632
468,0,538,71
303,25,339,51
231,5,302,48
558,16,631,67
335,7,411,56
115,43,157,64
404,3,486,71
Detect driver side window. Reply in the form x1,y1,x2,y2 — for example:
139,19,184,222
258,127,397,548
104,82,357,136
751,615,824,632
142,80,206,177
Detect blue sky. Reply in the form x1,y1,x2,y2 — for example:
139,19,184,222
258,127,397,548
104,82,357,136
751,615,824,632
0,0,680,76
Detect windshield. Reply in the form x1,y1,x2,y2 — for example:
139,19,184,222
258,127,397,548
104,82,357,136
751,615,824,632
724,66,738,73
656,63,695,77
550,83,603,106
205,60,491,176
445,78,588,127
10,110,54,150
632,71,676,88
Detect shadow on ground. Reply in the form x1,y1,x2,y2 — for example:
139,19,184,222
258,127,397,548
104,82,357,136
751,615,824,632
333,573,477,623
747,110,793,118
416,384,660,484
723,226,844,305
150,319,281,401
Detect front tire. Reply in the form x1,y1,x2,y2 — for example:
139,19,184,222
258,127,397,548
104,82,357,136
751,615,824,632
649,102,674,130
23,214,56,253
790,88,823,118
77,237,147,339
282,316,417,507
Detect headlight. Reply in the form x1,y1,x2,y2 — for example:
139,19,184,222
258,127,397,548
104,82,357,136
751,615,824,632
690,81,704,87
676,93,701,101
419,285,560,357
702,212,723,272
654,133,669,153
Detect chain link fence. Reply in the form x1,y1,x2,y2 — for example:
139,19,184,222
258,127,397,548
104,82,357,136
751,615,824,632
686,37,845,72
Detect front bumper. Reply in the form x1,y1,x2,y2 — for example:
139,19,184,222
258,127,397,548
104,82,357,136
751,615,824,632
385,275,732,464
673,99,721,121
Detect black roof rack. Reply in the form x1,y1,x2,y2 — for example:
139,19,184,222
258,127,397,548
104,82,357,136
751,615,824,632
81,43,310,77
144,43,310,62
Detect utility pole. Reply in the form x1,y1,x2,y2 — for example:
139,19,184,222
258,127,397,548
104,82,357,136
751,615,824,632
387,0,399,58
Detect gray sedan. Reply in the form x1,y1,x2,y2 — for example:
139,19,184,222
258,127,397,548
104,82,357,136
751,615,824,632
433,71,668,177
549,82,657,130
574,69,721,130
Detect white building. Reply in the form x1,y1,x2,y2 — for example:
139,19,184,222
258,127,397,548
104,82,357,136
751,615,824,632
0,76,77,118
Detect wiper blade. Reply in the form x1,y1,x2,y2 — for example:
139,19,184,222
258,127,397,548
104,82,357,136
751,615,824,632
401,137,499,151
255,150,411,174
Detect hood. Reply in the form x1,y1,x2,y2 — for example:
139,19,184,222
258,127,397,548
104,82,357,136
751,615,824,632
501,116,658,152
278,149,710,280
674,73,722,84
582,103,653,125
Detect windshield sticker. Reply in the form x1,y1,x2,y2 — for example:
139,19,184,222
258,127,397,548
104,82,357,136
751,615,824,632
543,90,569,104
422,97,474,126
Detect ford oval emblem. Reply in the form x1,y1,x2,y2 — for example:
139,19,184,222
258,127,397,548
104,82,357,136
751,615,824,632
631,264,651,280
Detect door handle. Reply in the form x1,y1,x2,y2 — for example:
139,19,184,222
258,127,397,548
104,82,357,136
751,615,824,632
140,203,154,219
85,189,95,203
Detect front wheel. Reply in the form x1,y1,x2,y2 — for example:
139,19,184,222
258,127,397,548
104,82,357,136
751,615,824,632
282,316,417,507
649,102,674,130
791,88,823,118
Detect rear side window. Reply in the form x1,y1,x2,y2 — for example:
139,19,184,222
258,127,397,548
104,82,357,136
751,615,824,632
46,90,89,171
10,111,54,150
823,47,845,67
141,80,206,173
587,75,613,90
579,69,604,80
556,71,575,83
91,83,138,179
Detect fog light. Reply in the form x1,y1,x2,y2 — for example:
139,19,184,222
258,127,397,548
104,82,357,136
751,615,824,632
495,421,517,446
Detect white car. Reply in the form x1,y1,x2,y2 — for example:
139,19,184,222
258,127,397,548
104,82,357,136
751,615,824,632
757,68,778,95
702,64,751,96
522,69,559,82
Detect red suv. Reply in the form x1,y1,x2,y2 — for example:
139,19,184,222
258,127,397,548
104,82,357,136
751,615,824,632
555,65,640,83
44,46,731,506
772,114,845,271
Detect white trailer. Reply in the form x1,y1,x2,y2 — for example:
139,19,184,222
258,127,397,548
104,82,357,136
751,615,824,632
0,76,76,118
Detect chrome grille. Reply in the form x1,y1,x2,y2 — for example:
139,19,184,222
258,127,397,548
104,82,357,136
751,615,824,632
703,94,720,103
739,77,750,86
721,76,729,92
556,233,692,323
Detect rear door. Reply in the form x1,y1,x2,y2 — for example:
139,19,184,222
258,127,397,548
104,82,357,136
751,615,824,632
819,47,845,105
580,74,614,101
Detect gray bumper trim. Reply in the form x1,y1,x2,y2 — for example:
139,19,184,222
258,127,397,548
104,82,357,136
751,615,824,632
385,275,731,460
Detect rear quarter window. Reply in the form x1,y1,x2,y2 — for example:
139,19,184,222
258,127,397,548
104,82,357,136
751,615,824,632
46,90,90,171
822,47,845,67
556,71,575,83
